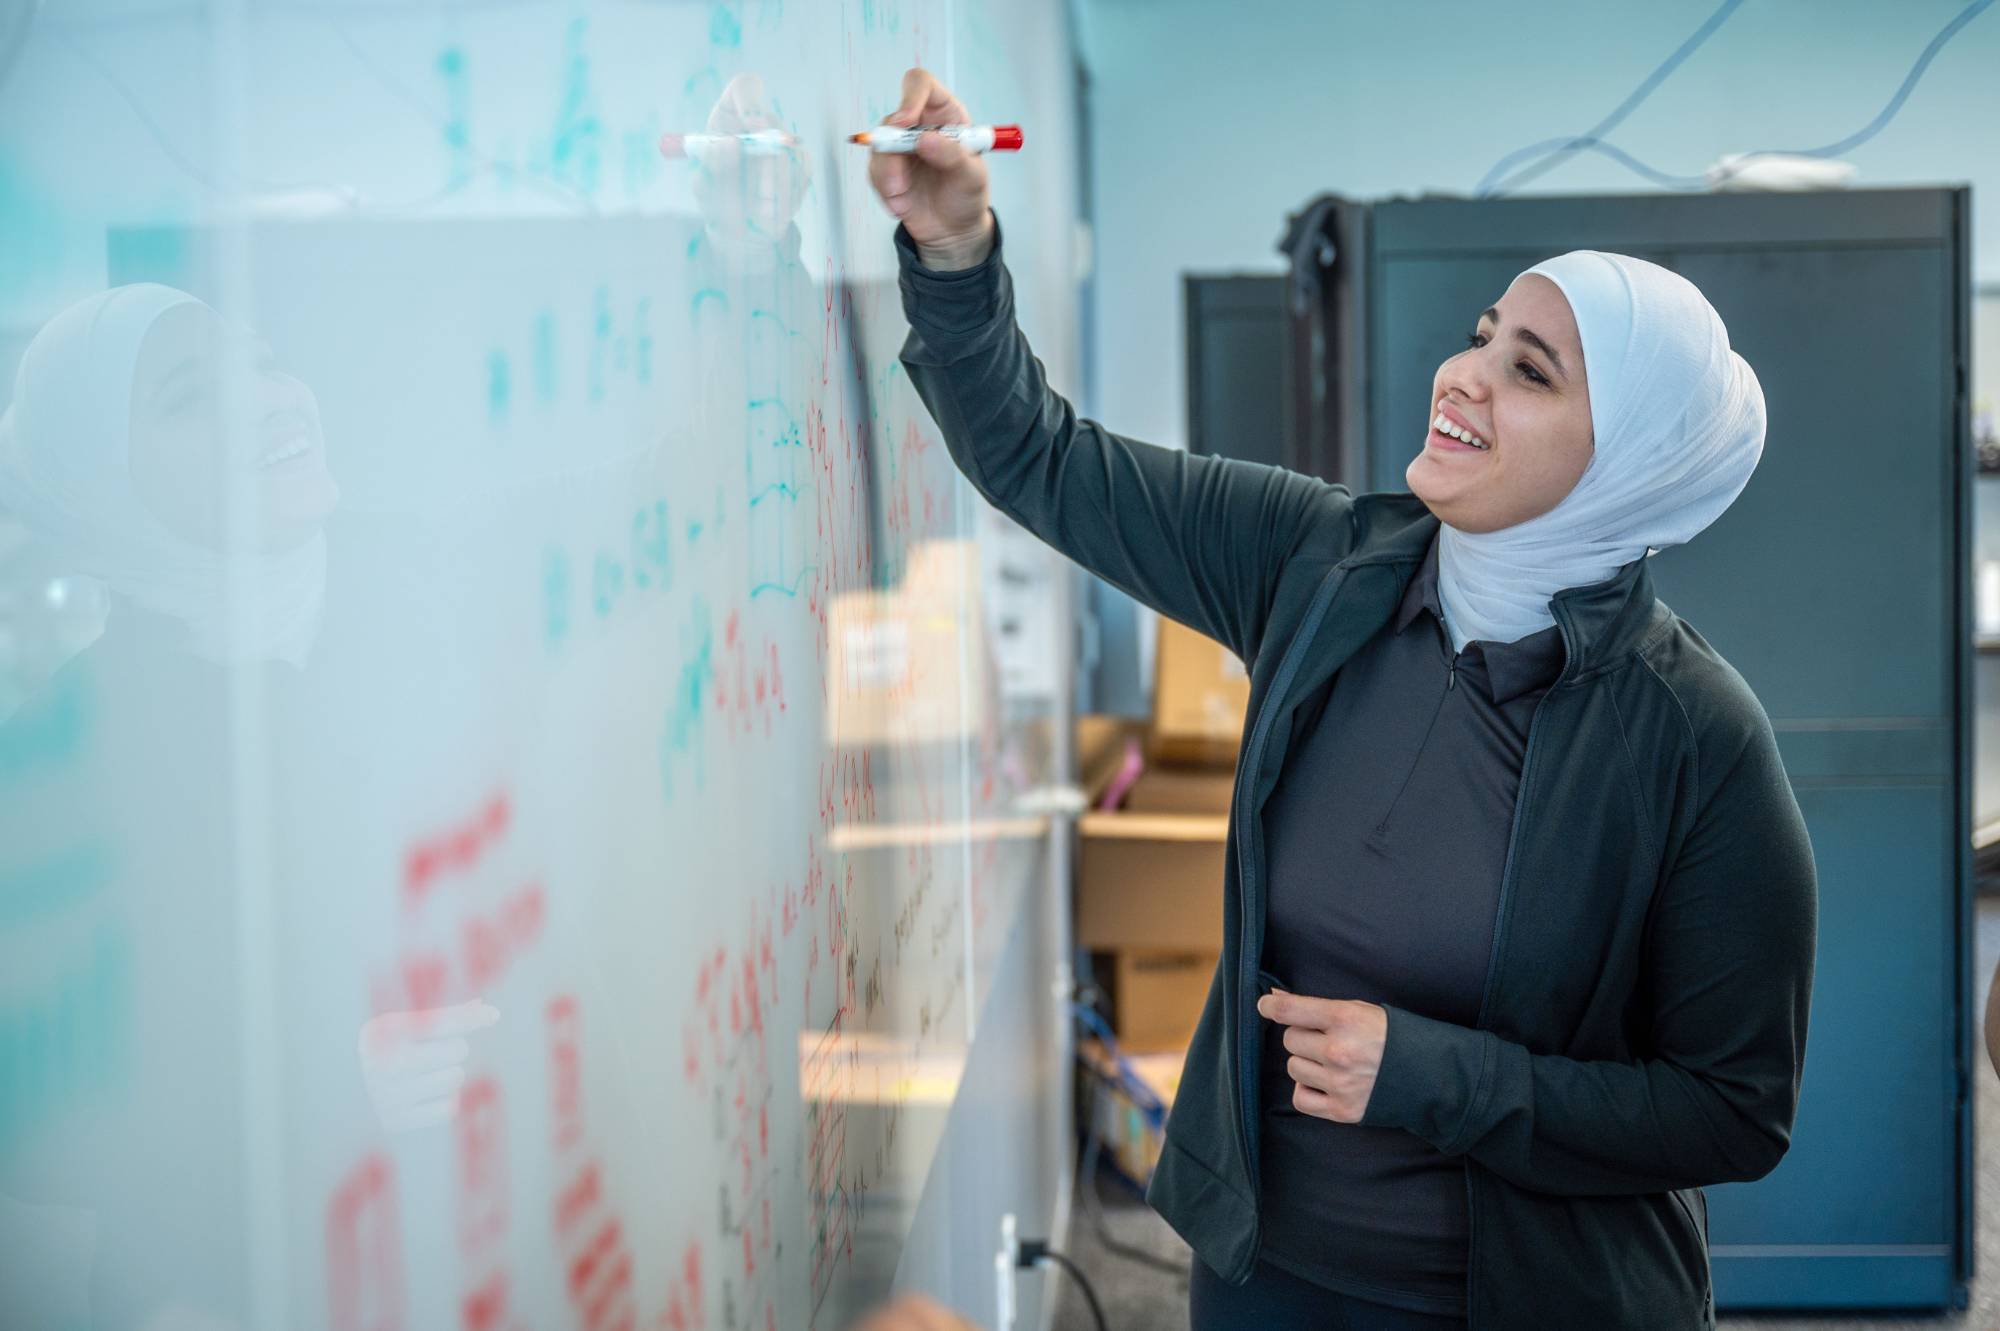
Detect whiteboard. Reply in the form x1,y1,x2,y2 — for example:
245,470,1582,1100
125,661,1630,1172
0,3,1082,1329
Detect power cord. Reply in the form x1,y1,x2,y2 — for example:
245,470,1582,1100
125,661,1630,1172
1019,1239,1109,1331
1473,0,1743,198
1474,0,1995,198
1072,990,1193,1277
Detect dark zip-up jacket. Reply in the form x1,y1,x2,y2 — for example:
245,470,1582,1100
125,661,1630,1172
895,216,1818,1330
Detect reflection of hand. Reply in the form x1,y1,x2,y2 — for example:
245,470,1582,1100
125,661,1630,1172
357,999,499,1134
691,72,811,242
847,1292,985,1331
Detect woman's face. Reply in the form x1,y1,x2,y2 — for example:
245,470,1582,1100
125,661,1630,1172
127,301,338,553
1406,273,1593,533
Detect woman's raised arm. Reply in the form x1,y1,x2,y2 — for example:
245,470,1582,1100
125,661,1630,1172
875,68,1353,667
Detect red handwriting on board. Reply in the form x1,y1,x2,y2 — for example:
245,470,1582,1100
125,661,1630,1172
326,1153,404,1331
547,993,639,1331
462,1270,511,1331
372,785,544,1017
667,898,782,1328
714,608,788,738
659,1240,707,1330
405,790,510,911
369,878,543,1016
457,1076,508,1258
549,994,582,1151
462,882,546,993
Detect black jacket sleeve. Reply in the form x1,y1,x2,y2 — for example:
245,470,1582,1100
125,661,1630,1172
895,213,1350,669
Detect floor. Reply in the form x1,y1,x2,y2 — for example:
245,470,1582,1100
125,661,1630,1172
1048,895,2000,1330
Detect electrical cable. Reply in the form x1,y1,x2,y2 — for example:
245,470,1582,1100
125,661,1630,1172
1019,1240,1109,1331
1475,0,1995,199
1473,0,1743,198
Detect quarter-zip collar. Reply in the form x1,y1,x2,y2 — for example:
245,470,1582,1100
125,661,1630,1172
1347,493,1668,691
1391,531,1564,705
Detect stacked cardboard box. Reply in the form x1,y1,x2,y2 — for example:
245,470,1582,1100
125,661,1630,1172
1074,617,1248,1058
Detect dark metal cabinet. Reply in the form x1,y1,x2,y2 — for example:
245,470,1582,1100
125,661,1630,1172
1353,188,1974,1312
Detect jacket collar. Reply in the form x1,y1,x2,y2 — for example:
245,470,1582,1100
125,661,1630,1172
1346,492,1666,687
1390,532,1564,704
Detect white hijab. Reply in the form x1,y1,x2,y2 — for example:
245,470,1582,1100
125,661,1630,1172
0,284,327,668
1434,250,1766,653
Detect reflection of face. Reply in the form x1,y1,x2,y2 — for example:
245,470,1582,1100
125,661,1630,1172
692,136,811,243
127,302,338,554
688,72,811,245
1406,273,1594,534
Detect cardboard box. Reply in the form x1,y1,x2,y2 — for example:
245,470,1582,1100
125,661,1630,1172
1075,713,1149,806
1076,811,1227,951
1121,764,1238,815
1099,949,1218,1051
1077,1038,1185,1188
1149,617,1250,766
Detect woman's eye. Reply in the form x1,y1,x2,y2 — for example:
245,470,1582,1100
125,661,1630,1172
1463,330,1549,387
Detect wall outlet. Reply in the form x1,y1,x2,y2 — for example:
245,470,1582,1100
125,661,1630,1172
995,1211,1020,1331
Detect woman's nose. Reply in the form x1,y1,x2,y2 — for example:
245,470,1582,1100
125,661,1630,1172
1441,359,1494,404
264,371,318,416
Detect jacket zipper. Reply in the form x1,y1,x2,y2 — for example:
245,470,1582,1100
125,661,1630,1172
1463,630,1564,1325
1232,562,1353,1220
1476,665,1554,1027
1374,618,1459,836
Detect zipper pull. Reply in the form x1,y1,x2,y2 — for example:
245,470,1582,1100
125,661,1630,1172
1447,658,1456,691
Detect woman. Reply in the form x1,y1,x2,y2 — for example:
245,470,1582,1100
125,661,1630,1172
869,68,1816,1331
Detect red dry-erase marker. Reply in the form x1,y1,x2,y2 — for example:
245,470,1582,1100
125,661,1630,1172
847,124,1023,153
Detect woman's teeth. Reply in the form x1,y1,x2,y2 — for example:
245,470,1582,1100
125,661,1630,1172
1432,412,1488,450
259,434,314,467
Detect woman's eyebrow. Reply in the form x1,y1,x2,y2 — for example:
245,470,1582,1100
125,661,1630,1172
1480,305,1569,381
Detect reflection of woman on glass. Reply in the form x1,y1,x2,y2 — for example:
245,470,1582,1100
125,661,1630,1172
0,282,338,677
0,283,341,1331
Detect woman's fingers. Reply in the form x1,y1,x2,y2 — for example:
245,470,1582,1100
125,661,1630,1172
1287,1054,1331,1094
1292,1081,1334,1118
889,67,932,124
913,129,968,171
1280,1023,1325,1060
889,67,970,127
870,151,909,202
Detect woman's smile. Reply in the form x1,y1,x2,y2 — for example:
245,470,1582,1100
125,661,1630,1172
1427,404,1490,455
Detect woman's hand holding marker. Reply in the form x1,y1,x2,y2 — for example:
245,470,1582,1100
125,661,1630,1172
865,68,996,272
1258,987,1389,1124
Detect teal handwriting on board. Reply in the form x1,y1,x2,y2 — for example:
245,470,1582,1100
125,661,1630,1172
0,4,1078,1329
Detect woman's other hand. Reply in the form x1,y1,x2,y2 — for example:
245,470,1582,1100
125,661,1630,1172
1258,989,1389,1124
867,67,994,271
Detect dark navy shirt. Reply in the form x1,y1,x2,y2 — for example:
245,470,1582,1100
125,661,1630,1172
1256,527,1566,1317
